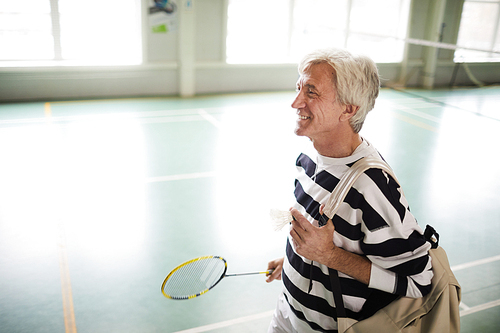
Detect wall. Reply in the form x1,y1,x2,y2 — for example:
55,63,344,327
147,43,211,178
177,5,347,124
0,0,499,102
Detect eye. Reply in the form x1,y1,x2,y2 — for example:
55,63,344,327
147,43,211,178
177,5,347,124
307,89,317,96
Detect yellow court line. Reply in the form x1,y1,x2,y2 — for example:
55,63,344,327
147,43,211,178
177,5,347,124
49,98,77,333
44,102,52,118
46,103,76,333
58,225,77,333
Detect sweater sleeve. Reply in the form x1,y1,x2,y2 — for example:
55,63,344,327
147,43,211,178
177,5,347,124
354,168,434,298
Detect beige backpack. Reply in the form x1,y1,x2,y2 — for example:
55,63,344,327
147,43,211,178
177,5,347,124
324,157,461,333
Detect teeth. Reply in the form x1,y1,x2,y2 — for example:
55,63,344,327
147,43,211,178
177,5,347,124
299,115,309,120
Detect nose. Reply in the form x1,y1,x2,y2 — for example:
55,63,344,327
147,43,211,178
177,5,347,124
291,91,305,109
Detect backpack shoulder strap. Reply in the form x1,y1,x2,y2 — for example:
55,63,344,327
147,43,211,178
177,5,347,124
322,157,399,220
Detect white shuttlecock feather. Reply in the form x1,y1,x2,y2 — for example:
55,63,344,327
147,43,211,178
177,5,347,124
270,209,293,231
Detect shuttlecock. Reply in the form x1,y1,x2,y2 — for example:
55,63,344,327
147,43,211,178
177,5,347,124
270,209,293,231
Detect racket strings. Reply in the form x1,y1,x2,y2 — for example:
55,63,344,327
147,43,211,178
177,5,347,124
163,257,226,299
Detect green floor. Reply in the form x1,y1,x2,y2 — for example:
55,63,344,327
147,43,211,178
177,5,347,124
0,87,499,332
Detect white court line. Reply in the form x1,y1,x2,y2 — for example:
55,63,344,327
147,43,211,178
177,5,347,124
172,298,500,333
0,107,226,127
173,310,275,333
451,254,500,272
198,109,222,129
145,171,216,183
459,302,471,311
460,299,500,317
0,112,206,126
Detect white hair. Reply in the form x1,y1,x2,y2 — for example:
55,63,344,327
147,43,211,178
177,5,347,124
298,48,380,133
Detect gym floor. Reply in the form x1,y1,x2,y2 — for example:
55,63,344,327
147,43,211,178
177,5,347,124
0,86,499,332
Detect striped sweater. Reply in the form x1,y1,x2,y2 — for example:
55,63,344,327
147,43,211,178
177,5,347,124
281,140,433,332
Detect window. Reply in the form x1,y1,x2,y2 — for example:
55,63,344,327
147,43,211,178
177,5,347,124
226,0,411,64
0,0,142,66
0,1,53,61
226,0,291,64
455,0,500,62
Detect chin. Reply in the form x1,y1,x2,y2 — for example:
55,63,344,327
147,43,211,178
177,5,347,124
294,125,305,136
294,129,304,137
294,129,309,138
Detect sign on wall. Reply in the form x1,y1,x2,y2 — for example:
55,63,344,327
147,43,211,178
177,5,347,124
148,0,178,33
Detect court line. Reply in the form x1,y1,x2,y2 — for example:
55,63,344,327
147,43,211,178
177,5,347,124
173,310,274,333
44,102,52,118
172,253,500,332
171,298,500,333
392,88,500,123
145,171,217,183
451,254,500,272
459,302,470,311
390,111,438,132
198,109,222,129
0,108,223,127
48,103,77,332
173,297,500,333
57,224,78,333
394,106,441,123
460,299,500,317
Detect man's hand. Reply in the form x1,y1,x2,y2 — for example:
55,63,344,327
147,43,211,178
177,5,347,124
266,257,284,283
289,207,372,285
289,207,336,266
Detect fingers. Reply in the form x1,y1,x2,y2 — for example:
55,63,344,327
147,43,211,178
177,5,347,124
290,208,310,231
266,269,282,283
319,204,325,215
266,257,284,283
289,207,335,233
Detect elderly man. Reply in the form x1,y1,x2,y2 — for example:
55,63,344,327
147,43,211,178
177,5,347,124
266,48,433,332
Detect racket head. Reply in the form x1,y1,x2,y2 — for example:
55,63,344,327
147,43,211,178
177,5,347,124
161,255,227,300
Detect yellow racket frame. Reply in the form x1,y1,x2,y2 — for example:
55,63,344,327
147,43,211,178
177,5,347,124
161,255,228,300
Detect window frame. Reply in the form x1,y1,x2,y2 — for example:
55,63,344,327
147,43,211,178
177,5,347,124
0,0,143,67
455,0,500,62
225,0,412,64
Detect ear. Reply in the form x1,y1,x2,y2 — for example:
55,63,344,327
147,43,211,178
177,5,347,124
340,105,359,122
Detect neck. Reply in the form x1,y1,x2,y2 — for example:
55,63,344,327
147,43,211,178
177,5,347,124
313,132,362,158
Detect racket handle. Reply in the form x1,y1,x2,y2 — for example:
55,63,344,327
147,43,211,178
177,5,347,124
225,269,274,277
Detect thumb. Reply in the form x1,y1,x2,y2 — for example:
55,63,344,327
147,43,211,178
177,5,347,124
266,266,282,282
325,216,335,232
318,213,335,231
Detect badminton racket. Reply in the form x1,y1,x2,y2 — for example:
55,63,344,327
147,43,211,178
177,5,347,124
161,255,273,300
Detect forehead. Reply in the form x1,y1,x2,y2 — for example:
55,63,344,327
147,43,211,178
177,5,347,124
297,62,335,89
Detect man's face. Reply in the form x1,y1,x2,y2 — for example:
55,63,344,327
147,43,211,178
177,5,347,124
292,62,344,143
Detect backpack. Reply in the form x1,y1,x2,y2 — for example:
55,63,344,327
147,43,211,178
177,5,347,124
325,157,461,333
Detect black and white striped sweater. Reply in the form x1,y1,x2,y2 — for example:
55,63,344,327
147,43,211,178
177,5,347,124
281,140,433,332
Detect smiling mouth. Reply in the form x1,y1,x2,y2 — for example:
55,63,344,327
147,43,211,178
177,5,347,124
298,115,311,120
